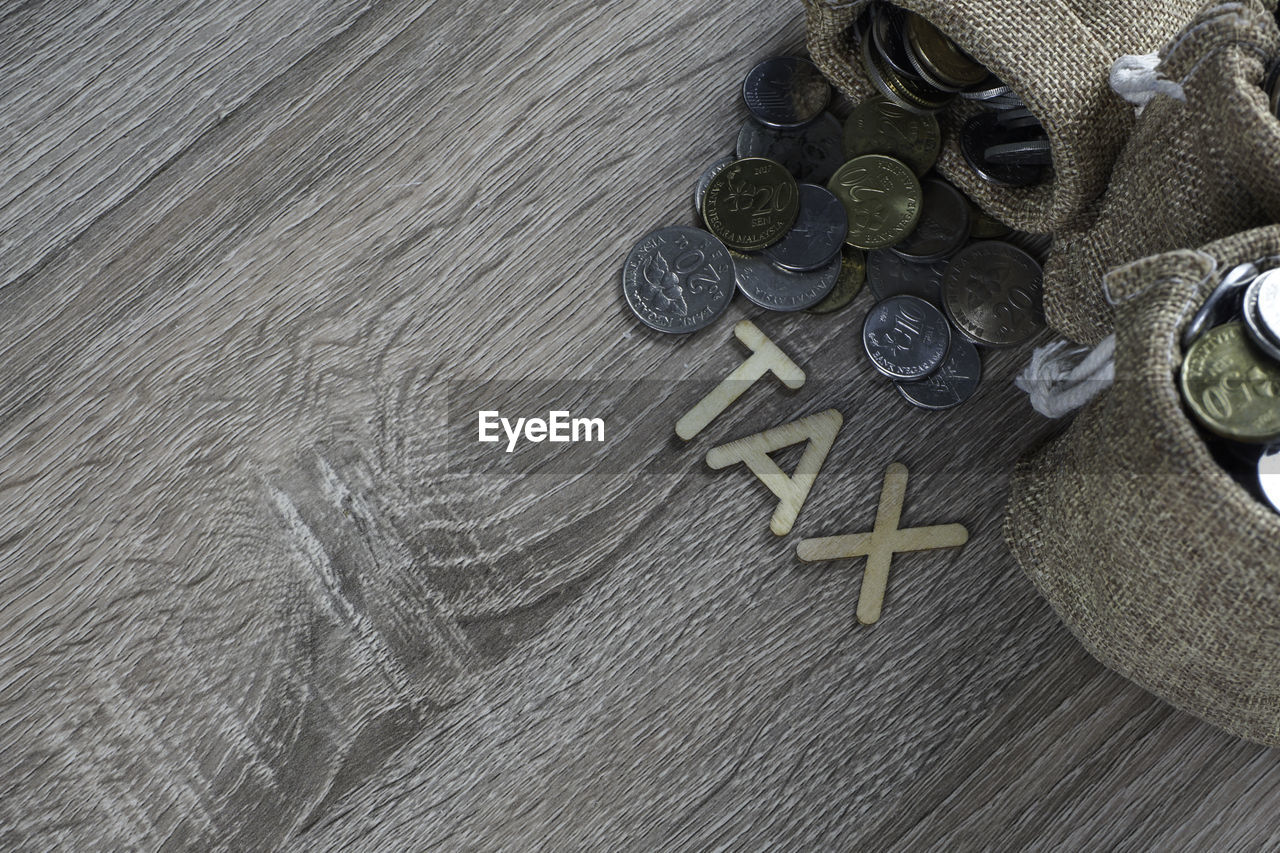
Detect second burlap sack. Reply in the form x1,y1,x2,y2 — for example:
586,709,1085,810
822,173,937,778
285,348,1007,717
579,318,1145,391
1006,224,1280,746
1047,0,1280,344
803,0,1205,237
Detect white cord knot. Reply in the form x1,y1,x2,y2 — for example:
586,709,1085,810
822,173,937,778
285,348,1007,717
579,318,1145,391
1110,54,1185,112
1015,334,1116,418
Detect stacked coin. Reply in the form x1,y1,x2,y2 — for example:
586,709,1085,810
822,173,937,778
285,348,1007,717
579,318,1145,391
621,52,1048,411
1180,264,1280,513
852,2,1050,187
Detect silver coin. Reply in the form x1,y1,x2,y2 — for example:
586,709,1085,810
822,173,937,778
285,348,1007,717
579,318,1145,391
1252,268,1280,347
983,93,1027,110
872,5,927,84
732,250,840,311
862,294,952,380
941,240,1045,347
960,114,1043,186
959,79,1011,100
736,113,844,184
867,249,947,304
742,56,830,129
695,155,737,214
763,184,848,272
1242,270,1280,363
1181,261,1257,350
984,139,1053,166
891,178,971,263
895,334,982,409
1259,445,1280,513
622,226,735,334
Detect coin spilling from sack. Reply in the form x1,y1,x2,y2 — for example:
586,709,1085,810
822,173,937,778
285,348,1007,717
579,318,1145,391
622,52,1049,411
1180,264,1280,513
852,1,1050,187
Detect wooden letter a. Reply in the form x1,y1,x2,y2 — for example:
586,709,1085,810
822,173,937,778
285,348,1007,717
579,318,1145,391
705,409,843,536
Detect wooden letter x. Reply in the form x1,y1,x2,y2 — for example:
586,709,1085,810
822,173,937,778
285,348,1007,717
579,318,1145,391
796,462,968,625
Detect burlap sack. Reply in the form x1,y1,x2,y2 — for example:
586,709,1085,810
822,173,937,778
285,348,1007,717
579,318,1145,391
1006,224,1280,745
1046,0,1280,344
802,0,1204,236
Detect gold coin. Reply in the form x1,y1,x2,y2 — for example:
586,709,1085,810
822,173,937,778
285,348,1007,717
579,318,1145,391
701,157,799,251
807,247,866,314
1180,322,1280,443
905,13,988,89
827,155,922,250
843,97,941,177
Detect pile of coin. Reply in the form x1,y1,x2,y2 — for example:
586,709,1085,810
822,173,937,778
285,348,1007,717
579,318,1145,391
622,52,1049,410
1179,263,1280,513
853,2,1050,187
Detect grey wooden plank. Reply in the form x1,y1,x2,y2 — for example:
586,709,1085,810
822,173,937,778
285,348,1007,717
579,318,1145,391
0,0,1277,851
0,0,372,292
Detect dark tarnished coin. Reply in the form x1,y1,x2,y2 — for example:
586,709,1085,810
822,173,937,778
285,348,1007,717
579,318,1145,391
996,107,1044,131
960,113,1044,187
736,113,844,184
1003,229,1054,262
732,250,840,312
695,155,737,213
808,247,866,314
867,249,947,304
1243,269,1280,363
1182,261,1256,350
895,334,982,409
828,154,922,250
764,184,848,272
891,178,971,262
942,240,1045,346
985,139,1053,166
702,157,799,251
843,97,941,176
742,56,830,129
862,294,952,380
622,226,735,334
1003,230,1053,263
1265,60,1280,118
904,11,988,89
968,203,1012,239
850,4,872,46
1180,322,1280,443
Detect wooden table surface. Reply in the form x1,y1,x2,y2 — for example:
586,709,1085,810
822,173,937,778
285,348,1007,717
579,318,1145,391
2,1,1278,850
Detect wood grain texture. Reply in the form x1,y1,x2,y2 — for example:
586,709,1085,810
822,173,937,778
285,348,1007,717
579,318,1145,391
1,1,1278,851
